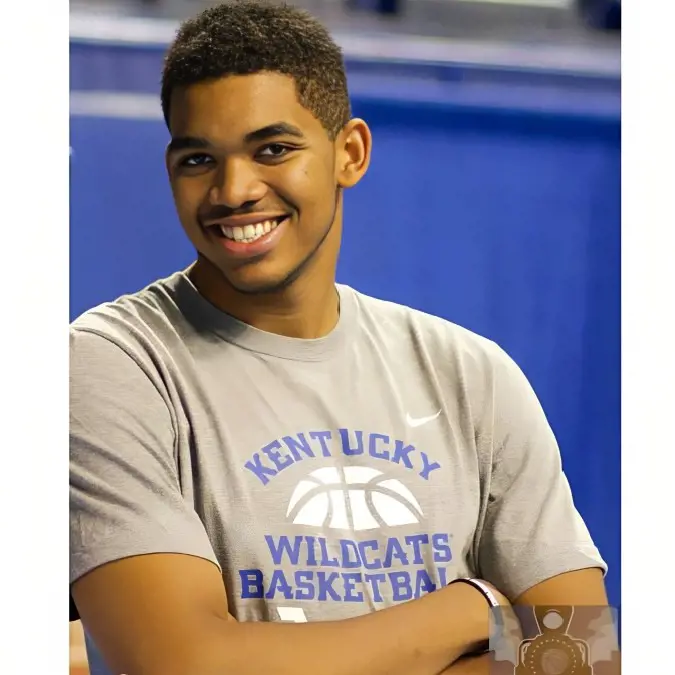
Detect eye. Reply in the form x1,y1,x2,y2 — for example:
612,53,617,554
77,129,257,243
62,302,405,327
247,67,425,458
179,153,213,167
257,143,292,159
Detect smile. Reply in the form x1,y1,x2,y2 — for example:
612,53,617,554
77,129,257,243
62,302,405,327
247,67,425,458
207,214,291,260
219,218,285,244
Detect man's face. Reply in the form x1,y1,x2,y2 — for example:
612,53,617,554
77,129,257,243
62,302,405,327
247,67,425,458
166,72,352,295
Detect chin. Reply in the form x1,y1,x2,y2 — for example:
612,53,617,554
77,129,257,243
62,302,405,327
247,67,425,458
223,265,301,296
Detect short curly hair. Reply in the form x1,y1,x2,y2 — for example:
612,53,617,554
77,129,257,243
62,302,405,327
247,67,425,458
161,0,351,138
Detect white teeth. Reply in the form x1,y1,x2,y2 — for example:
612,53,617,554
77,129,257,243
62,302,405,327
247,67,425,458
220,218,282,243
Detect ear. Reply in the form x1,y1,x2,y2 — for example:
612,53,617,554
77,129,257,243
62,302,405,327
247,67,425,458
335,118,372,189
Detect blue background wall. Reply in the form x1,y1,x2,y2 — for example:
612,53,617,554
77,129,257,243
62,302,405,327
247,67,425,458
71,39,621,608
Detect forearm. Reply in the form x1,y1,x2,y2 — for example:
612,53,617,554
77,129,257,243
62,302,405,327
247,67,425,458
172,583,488,675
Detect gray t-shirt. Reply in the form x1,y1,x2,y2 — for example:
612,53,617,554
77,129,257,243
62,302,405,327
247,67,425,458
70,271,606,625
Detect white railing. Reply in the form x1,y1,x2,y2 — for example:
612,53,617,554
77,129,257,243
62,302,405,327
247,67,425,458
70,11,619,77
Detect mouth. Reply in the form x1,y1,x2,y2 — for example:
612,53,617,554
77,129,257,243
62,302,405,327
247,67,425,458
204,214,292,260
211,216,290,245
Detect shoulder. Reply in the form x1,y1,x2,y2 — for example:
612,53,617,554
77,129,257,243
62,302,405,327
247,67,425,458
70,272,196,395
345,284,513,375
344,285,533,429
70,272,188,359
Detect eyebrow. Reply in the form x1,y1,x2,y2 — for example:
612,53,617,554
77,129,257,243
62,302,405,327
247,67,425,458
166,136,211,155
167,122,306,156
244,122,305,144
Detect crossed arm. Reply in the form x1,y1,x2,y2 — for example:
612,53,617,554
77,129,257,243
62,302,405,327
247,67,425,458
73,552,498,675
72,554,608,675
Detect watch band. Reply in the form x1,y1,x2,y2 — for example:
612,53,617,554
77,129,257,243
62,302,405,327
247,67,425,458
450,577,501,609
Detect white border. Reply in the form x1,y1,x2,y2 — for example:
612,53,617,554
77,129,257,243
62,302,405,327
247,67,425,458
4,0,658,670
3,0,68,674
622,0,674,671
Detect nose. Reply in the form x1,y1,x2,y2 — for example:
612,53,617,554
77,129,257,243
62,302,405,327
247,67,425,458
208,157,267,209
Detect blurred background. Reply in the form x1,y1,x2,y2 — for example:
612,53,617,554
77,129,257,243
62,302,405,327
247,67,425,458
70,0,620,671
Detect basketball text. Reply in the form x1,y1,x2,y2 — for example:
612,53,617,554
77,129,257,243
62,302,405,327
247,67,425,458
239,532,454,603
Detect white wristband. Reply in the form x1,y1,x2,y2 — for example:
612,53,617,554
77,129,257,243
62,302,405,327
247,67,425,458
450,577,501,609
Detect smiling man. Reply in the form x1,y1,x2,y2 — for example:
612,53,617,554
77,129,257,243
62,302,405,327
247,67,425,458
69,2,610,675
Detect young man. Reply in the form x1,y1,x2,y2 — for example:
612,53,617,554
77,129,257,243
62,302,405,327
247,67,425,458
69,2,609,674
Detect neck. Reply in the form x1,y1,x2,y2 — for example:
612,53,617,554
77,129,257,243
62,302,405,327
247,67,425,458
188,256,340,340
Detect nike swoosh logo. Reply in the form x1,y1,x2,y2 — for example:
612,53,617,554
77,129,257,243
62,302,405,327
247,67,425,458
406,411,441,427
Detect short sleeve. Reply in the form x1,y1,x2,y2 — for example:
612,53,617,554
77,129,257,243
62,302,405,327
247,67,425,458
476,346,607,600
70,328,220,617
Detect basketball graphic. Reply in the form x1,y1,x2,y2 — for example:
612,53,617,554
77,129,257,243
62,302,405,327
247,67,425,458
286,466,424,530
